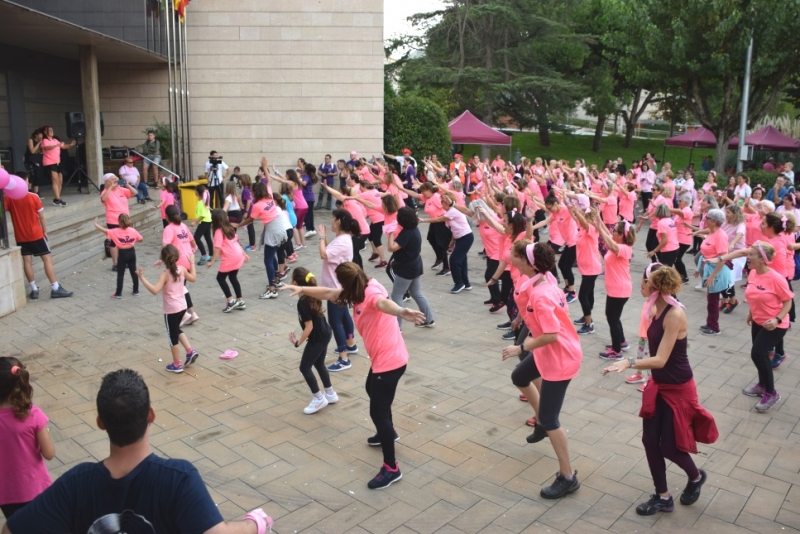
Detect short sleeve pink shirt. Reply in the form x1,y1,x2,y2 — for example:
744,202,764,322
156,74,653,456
359,190,384,223
656,218,679,252
604,244,632,298
746,268,794,328
343,199,370,235
444,207,471,239
162,265,187,314
353,279,409,373
159,189,175,219
250,198,280,225
601,195,618,225
162,222,195,271
553,207,577,247
576,224,602,275
102,188,133,225
0,406,52,504
107,227,142,249
700,228,729,258
676,208,693,245
321,234,353,288
478,216,504,260
213,229,244,273
423,193,446,218
41,138,60,166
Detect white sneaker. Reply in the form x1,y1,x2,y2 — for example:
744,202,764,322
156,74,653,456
186,313,200,325
325,391,339,404
179,312,192,327
304,230,317,238
694,283,704,291
303,396,328,414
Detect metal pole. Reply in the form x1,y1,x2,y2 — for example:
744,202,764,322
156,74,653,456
169,4,182,178
144,0,148,50
182,13,193,180
165,0,175,179
177,18,187,178
737,35,754,173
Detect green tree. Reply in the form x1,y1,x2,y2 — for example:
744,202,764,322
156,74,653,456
384,96,452,162
601,0,800,171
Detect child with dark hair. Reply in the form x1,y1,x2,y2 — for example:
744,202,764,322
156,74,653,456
0,357,55,519
288,268,338,414
207,209,248,313
189,184,213,265
93,214,142,298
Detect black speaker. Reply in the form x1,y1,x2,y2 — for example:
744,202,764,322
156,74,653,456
65,111,104,139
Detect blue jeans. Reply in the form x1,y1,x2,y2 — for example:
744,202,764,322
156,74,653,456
263,245,278,287
327,300,354,354
450,232,474,286
136,182,150,200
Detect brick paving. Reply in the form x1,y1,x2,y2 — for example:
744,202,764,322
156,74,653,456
2,208,800,533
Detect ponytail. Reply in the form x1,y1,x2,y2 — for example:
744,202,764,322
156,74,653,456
118,213,131,229
161,244,180,281
332,208,361,237
335,262,369,306
0,357,33,420
165,204,182,225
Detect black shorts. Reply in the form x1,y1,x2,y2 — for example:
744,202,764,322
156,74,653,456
44,163,61,174
369,221,384,246
18,238,50,257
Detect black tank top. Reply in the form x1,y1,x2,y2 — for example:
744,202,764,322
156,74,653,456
647,304,692,385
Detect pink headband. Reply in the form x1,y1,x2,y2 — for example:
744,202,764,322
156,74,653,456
644,263,685,311
526,243,535,266
525,243,558,286
782,215,788,230
10,366,19,375
623,220,631,234
756,242,769,263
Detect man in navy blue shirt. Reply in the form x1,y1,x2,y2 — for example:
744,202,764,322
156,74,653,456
346,151,360,169
315,154,337,210
3,369,272,534
766,174,794,203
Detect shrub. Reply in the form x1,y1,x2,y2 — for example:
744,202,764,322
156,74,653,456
694,170,780,190
384,96,452,164
143,120,171,161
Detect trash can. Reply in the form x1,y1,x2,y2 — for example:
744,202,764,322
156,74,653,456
178,179,207,220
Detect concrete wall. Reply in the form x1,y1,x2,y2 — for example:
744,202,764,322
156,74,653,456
0,247,26,318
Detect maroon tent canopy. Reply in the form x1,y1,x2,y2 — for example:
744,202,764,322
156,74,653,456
729,126,800,152
449,111,512,145
663,127,718,149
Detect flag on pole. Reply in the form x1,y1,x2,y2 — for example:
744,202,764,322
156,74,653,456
174,0,190,22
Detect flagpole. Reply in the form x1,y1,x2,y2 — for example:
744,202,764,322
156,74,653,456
165,0,175,179
174,7,185,179
182,6,193,179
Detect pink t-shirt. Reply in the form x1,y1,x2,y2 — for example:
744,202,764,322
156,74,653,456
359,190,384,223
163,265,187,314
519,277,583,381
604,244,632,298
107,227,142,249
292,187,308,210
41,138,60,166
648,195,671,226
765,234,791,279
722,222,746,252
618,191,636,222
0,406,52,504
478,216,504,260
745,213,766,247
321,234,352,288
353,279,409,373
343,199,370,236
700,228,728,258
162,222,195,271
576,224,602,275
553,207,577,247
656,217,679,252
250,198,280,225
444,206,471,239
746,268,794,328
601,195,618,225
102,188,133,225
423,193,446,218
513,273,531,325
676,207,694,246
382,212,398,235
213,229,244,273
548,215,564,246
159,189,175,219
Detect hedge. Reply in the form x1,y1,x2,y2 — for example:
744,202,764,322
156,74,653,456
384,96,452,165
693,170,781,190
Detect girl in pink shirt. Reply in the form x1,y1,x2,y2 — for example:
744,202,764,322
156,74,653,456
93,214,143,298
532,194,578,302
207,209,249,313
503,242,581,499
155,179,176,228
162,205,200,325
272,169,309,249
595,216,636,358
647,203,680,267
283,263,425,490
137,245,199,373
0,357,55,519
566,203,602,334
421,192,474,292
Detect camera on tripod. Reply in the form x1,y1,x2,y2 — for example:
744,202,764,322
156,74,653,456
208,155,223,168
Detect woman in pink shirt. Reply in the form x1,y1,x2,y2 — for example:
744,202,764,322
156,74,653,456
100,173,137,271
647,203,679,267
272,169,309,249
283,263,425,490
693,209,729,335
533,194,578,303
206,209,249,313
0,357,56,519
473,201,507,312
718,205,747,312
137,245,199,373
668,193,695,282
565,202,602,334
420,192,474,293
236,181,285,300
355,183,387,268
637,183,669,257
595,216,636,358
162,205,200,325
40,125,76,206
502,242,582,500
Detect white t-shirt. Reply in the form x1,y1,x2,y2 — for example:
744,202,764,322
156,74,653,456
205,160,229,187
734,184,752,200
119,165,140,187
225,194,240,211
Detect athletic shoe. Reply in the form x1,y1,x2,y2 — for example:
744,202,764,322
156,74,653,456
526,423,548,444
234,300,246,310
742,382,764,397
52,199,60,206
484,299,494,305
165,363,184,373
638,383,647,393
540,471,580,499
259,287,275,299
431,261,443,270
287,254,298,263
701,327,721,335
577,323,595,335
277,271,289,281
223,301,236,313
450,284,465,294
132,291,140,296
771,353,788,369
112,265,118,272
303,395,328,414
636,494,674,515
403,293,411,302
367,463,402,490
680,469,706,505
436,269,451,277
375,261,388,268
694,283,704,291
497,322,512,330
29,289,39,300
489,303,505,313
502,331,516,340
50,286,73,298
179,312,192,326
186,313,200,325
327,358,352,371
184,350,199,367
367,431,399,446
562,287,570,294
344,344,359,353
304,230,317,238
599,348,623,360
572,317,586,325
273,280,285,289
755,390,781,412
415,320,435,328
295,243,305,249
244,245,255,252
111,293,122,299
325,391,339,403
565,292,577,304
626,372,646,384
197,256,208,266
606,341,630,351
368,253,379,262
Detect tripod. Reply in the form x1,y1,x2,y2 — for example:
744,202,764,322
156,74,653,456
64,139,99,193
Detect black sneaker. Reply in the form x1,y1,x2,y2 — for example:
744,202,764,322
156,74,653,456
367,463,402,490
223,301,236,313
436,269,451,277
415,320,435,328
526,423,548,444
680,469,706,505
496,321,512,330
636,494,674,515
502,331,516,340
484,299,494,305
367,431,400,446
489,303,506,313
431,261,443,270
540,471,580,499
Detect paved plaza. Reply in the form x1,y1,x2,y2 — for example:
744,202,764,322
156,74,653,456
2,208,800,533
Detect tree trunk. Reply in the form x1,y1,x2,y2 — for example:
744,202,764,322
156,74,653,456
593,114,607,152
538,125,551,147
623,120,635,148
668,114,676,138
713,129,729,175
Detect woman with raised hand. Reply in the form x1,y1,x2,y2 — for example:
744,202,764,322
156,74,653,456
603,265,717,516
531,192,578,303
282,263,425,490
402,182,453,274
564,196,603,335
420,191,474,293
719,204,747,313
668,193,694,283
647,203,679,267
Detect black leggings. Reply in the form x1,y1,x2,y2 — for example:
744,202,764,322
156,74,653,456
217,270,242,299
751,323,786,393
115,247,139,296
427,222,451,270
645,229,658,254
304,204,315,231
485,258,502,304
510,354,570,431
722,285,736,299
674,243,691,279
164,309,186,347
606,297,628,352
642,394,700,495
0,502,28,519
502,273,516,321
301,339,333,394
365,365,406,467
277,230,295,264
578,274,597,317
692,235,702,252
558,245,576,287
657,249,678,267
246,222,256,248
369,222,384,247
352,235,367,268
641,191,653,212
194,221,213,256
789,280,796,323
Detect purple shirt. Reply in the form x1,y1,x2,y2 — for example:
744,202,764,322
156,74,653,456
302,174,315,202
241,187,253,216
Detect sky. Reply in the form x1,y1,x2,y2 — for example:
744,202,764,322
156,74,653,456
384,0,447,42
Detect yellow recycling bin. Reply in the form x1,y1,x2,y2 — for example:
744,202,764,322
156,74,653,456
178,179,207,220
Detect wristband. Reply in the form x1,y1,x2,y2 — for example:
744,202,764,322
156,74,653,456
245,509,273,534
628,357,636,369
776,317,782,324
295,341,300,348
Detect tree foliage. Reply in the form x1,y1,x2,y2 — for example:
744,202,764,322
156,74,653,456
384,96,453,163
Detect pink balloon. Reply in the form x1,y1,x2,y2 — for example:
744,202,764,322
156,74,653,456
0,169,9,189
4,177,29,200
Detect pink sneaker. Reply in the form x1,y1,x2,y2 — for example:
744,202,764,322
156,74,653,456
626,373,646,384
638,383,647,393
599,348,624,361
